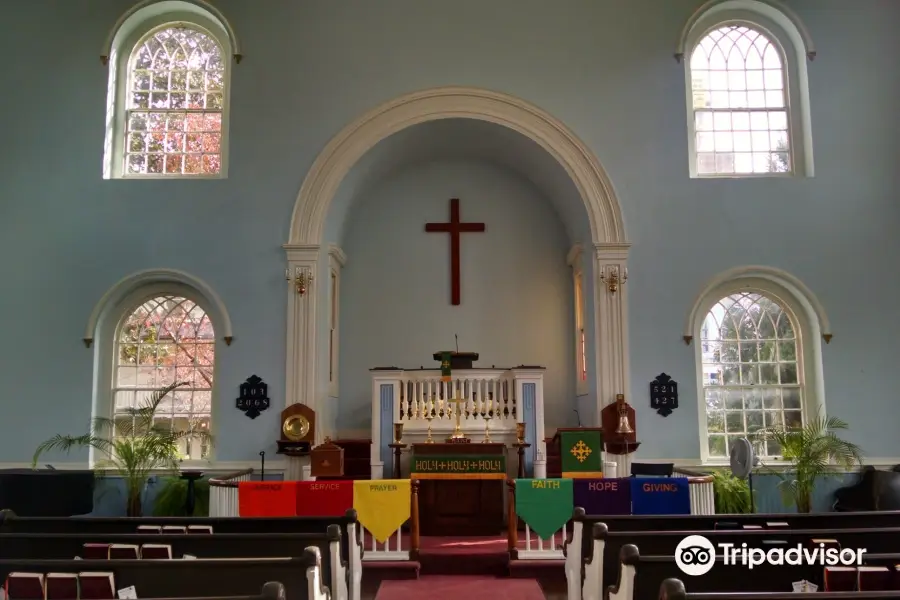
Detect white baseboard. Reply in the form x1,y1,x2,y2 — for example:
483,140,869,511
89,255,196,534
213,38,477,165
0,461,287,473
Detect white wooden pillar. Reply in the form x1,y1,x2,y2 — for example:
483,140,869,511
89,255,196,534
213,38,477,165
512,368,546,478
370,370,402,480
284,244,320,481
593,243,632,479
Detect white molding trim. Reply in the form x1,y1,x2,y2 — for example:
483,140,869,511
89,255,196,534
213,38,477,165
622,458,900,470
284,245,320,436
684,265,832,344
0,461,286,472
327,245,346,399
594,243,632,414
287,87,631,446
101,0,242,65
674,0,816,62
288,86,627,246
83,268,234,347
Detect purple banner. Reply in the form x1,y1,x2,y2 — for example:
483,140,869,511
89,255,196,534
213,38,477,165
573,478,631,515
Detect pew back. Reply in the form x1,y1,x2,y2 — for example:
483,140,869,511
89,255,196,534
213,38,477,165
574,510,900,532
0,556,317,600
658,578,900,600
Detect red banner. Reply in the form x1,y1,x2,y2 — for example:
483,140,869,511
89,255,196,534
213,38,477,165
238,481,298,517
296,480,354,517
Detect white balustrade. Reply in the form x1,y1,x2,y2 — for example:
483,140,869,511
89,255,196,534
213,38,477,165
359,526,409,561
517,524,566,560
398,370,518,430
208,469,253,517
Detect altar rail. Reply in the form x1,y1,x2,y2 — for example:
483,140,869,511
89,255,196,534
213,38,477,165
371,368,546,479
506,472,716,560
208,468,253,517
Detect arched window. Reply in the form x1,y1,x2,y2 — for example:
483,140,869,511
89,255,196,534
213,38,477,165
690,25,790,176
123,25,225,176
114,295,214,459
689,268,830,463
679,0,815,178
700,292,801,459
102,1,237,179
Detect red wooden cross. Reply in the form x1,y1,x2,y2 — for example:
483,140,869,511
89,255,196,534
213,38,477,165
425,198,485,305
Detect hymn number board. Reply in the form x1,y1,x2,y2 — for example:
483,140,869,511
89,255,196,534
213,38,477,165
237,374,270,419
650,373,678,417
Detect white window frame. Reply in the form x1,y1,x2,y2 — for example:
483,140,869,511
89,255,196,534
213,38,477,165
687,270,829,465
680,0,815,178
328,246,347,398
93,281,221,469
103,9,233,180
568,245,588,397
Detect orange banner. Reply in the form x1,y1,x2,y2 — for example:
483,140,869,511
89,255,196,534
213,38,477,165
238,481,298,517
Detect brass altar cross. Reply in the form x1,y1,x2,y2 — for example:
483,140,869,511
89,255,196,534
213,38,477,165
447,394,467,440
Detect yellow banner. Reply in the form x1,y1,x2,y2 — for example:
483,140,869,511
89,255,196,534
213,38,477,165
352,479,411,543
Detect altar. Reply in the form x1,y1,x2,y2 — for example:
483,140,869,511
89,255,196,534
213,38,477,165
410,443,507,535
368,361,547,480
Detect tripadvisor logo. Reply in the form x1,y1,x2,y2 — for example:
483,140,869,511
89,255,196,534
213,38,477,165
675,535,867,576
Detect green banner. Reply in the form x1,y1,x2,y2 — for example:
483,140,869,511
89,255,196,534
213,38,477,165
411,454,505,475
440,351,452,382
515,478,573,539
560,430,604,478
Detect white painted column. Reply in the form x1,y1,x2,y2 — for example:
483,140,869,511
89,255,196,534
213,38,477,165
283,244,321,478
284,244,320,412
512,368,547,479
593,243,632,479
370,370,403,480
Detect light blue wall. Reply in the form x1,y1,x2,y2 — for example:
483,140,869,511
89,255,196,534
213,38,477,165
338,160,573,432
1,0,898,464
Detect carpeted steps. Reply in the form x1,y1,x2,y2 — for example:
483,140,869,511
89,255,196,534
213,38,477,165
374,575,545,600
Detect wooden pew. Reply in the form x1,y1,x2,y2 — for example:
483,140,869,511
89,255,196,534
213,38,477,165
0,552,327,600
2,581,286,600
0,526,348,600
658,578,900,600
573,515,896,595
599,549,900,600
569,508,900,532
0,509,362,600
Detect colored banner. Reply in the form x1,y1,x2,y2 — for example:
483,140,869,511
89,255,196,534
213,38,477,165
440,351,452,382
296,480,354,517
560,430,604,478
410,455,506,478
573,478,631,515
515,478,573,540
630,477,691,515
238,481,298,517
353,479,411,543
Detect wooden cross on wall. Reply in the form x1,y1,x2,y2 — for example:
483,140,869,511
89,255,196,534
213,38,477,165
425,198,485,305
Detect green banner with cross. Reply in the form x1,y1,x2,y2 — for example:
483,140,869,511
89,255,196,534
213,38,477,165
560,430,604,478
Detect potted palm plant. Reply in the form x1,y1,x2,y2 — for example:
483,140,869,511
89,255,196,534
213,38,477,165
31,382,212,517
755,413,862,513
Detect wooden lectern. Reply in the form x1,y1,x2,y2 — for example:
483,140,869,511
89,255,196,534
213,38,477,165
411,442,505,536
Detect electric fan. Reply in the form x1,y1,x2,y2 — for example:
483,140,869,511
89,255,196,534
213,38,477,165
729,437,759,513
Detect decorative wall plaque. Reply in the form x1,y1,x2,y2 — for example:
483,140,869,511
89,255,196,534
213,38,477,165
650,373,678,417
236,375,270,419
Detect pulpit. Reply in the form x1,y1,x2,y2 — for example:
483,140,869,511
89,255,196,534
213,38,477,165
410,443,507,536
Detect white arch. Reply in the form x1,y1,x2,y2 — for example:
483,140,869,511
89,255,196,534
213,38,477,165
674,0,816,62
101,0,242,65
83,268,234,347
288,86,627,245
683,265,832,344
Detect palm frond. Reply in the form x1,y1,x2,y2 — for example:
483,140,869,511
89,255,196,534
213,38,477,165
753,410,862,512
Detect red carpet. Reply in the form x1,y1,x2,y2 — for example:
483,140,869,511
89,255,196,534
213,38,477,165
375,575,545,600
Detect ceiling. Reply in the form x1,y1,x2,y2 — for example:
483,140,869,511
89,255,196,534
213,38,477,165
323,118,590,244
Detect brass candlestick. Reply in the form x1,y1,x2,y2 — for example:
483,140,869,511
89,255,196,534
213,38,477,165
482,416,492,443
516,421,526,444
424,415,435,443
447,394,468,442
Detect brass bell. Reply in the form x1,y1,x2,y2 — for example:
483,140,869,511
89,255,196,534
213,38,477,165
616,412,634,435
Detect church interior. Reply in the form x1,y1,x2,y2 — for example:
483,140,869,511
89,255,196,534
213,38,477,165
1,1,898,599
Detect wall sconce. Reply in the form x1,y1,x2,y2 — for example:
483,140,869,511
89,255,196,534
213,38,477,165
599,266,628,294
285,267,314,296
